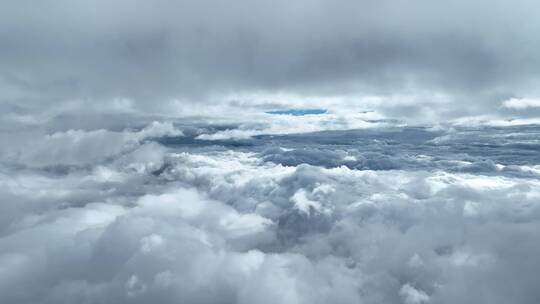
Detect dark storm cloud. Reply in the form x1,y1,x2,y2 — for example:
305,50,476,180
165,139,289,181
1,0,539,111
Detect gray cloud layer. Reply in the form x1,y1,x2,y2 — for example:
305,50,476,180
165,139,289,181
2,0,540,117
1,122,540,303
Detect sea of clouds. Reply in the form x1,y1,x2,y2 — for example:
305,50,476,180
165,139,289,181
1,110,540,304
3,1,540,302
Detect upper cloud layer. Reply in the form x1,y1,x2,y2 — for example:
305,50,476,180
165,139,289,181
1,0,540,121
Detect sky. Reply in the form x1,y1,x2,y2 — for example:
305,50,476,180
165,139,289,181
2,0,540,123
1,1,540,304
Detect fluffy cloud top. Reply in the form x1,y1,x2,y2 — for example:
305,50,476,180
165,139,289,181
1,119,540,303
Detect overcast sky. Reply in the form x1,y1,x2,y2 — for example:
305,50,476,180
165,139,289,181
2,0,540,122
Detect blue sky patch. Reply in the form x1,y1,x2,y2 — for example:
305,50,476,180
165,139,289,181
266,108,327,116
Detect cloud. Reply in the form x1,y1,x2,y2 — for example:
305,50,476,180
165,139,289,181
0,121,182,168
1,0,540,121
400,284,430,304
502,97,540,109
2,122,540,303
2,2,540,303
